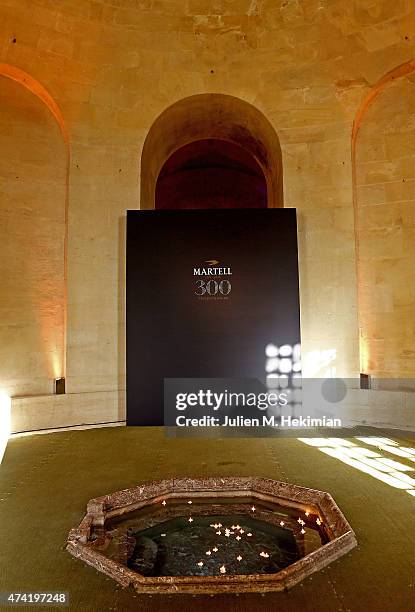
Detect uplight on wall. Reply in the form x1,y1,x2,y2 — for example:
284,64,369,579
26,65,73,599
0,392,11,464
360,373,371,389
55,377,65,395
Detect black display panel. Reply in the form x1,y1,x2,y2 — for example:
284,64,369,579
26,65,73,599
126,209,300,425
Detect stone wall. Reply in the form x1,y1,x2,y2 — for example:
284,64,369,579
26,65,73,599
0,0,414,427
356,74,415,380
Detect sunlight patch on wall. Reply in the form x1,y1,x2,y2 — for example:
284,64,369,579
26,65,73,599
302,349,337,378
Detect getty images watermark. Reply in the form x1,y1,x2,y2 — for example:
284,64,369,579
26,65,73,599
175,388,290,426
163,378,349,435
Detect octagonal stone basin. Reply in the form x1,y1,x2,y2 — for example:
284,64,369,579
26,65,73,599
67,477,357,595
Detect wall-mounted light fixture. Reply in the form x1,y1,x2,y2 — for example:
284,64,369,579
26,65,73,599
360,373,371,389
55,378,65,395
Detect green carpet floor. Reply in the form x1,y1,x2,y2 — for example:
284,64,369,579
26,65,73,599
1,427,414,611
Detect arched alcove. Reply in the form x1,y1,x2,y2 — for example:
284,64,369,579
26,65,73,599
353,60,415,381
0,68,68,396
156,138,267,209
141,94,283,210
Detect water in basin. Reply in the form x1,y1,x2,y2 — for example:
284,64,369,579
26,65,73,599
101,497,326,578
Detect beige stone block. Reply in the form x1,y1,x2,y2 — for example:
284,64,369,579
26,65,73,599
399,201,415,226
297,208,334,233
359,203,402,230
357,159,397,186
279,120,351,147
37,28,75,58
359,224,406,258
263,87,306,113
385,178,415,202
1,14,41,48
357,184,387,206
360,23,403,52
302,227,355,261
55,10,102,39
333,207,354,231
351,44,411,84
273,107,346,131
385,129,415,159
309,139,351,166
356,136,386,163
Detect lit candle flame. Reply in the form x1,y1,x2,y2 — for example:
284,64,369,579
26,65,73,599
206,550,212,556
161,500,166,506
236,555,242,561
220,565,226,574
251,506,256,512
301,528,306,534
247,532,252,537
188,517,193,523
279,521,285,527
260,551,269,558
212,547,218,552
197,561,203,567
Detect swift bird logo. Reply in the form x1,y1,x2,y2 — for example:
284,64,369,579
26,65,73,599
205,259,219,266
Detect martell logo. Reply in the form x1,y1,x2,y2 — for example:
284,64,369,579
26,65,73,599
193,260,232,298
193,260,232,276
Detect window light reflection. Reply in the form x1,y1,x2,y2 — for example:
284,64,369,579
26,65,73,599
298,437,415,497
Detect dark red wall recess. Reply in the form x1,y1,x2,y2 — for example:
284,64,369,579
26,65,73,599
155,139,267,210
